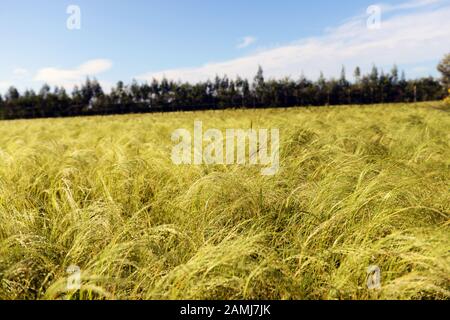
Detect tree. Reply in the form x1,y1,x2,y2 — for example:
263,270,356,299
354,67,361,83
339,66,346,83
130,79,141,103
391,65,399,85
369,65,379,103
55,87,70,116
0,62,446,120
5,86,20,101
39,84,51,98
370,65,379,83
254,65,265,88
91,79,104,98
437,53,450,88
253,66,265,106
316,72,328,105
338,66,350,104
0,94,4,118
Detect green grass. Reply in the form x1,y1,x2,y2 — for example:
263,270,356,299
0,102,449,300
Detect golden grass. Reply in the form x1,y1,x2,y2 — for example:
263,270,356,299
0,102,449,300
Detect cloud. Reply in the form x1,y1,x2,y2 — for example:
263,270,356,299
13,68,29,78
0,69,29,93
379,0,442,12
0,81,11,92
34,59,112,87
137,0,450,83
237,36,257,49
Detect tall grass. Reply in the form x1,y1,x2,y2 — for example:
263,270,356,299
0,102,448,300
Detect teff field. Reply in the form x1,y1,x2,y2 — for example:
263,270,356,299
0,102,449,300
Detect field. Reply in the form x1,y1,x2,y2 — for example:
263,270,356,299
0,102,449,300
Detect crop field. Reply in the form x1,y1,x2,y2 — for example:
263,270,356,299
0,102,449,300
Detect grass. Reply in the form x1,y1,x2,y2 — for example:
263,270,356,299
0,102,449,300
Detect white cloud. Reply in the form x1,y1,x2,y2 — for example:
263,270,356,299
13,68,29,78
137,1,450,83
237,36,257,49
34,59,112,87
0,81,10,92
379,0,442,12
0,69,29,93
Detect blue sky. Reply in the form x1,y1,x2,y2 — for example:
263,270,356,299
0,0,449,93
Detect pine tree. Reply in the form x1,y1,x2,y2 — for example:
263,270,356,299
354,67,361,83
370,65,379,83
391,65,399,84
6,86,20,101
254,65,265,88
253,66,265,106
340,66,347,84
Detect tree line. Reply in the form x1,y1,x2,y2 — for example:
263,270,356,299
0,64,447,120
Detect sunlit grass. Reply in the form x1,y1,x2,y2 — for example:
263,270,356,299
0,102,449,300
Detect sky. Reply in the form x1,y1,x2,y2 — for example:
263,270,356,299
0,0,449,93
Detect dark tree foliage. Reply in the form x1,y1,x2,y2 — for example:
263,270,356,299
437,53,450,89
0,65,446,120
